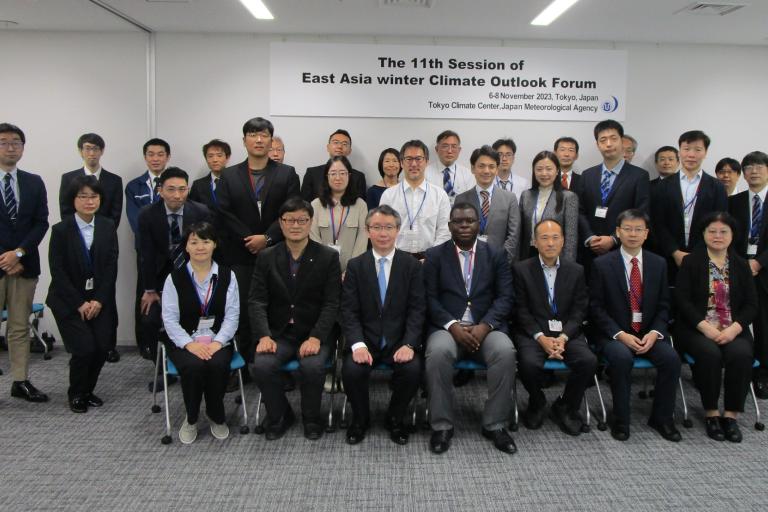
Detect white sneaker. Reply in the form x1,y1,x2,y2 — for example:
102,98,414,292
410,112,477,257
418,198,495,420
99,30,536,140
179,417,198,444
206,413,230,440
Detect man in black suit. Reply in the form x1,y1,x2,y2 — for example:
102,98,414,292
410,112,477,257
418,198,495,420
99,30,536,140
189,139,230,211
652,131,728,283
577,120,650,275
216,117,300,368
137,167,210,384
513,219,596,435
729,151,768,398
554,136,581,193
341,205,424,445
59,132,123,362
590,209,681,442
300,129,366,202
424,202,517,455
0,123,49,402
250,198,341,441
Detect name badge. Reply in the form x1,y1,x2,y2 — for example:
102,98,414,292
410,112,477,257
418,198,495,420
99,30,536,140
594,206,608,218
85,278,94,291
329,244,342,253
548,319,563,332
197,316,215,331
748,244,758,256
632,312,643,323
402,230,420,253
477,235,488,243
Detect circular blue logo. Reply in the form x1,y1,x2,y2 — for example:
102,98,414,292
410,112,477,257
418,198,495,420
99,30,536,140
601,96,619,113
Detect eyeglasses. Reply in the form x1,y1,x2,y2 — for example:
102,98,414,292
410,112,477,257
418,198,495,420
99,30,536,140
497,152,514,159
619,227,648,234
438,144,459,151
328,171,349,178
0,141,23,149
329,140,350,148
163,186,188,194
281,217,310,225
76,194,99,201
402,156,425,164
744,164,767,173
367,224,397,232
81,145,102,153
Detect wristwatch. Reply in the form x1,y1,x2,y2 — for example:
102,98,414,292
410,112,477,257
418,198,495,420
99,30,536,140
264,234,273,247
14,248,24,259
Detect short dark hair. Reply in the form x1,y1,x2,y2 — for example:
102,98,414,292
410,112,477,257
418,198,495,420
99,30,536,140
436,130,460,145
77,133,105,150
158,166,189,185
279,197,313,219
0,123,26,144
553,137,579,154
182,221,219,246
450,201,479,219
469,145,500,166
654,146,679,162
678,130,711,150
716,157,742,175
202,139,231,158
593,119,624,140
400,140,429,161
534,218,563,237
66,174,104,208
377,148,401,178
616,208,650,228
242,117,274,137
143,138,170,155
366,204,402,229
741,151,768,169
319,156,357,208
492,138,517,154
700,211,737,236
328,129,352,144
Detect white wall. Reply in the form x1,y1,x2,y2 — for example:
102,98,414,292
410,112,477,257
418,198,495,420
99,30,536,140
3,30,766,343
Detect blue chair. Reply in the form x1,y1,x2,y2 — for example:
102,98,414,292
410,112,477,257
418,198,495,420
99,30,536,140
150,340,249,444
1,303,54,360
338,362,419,429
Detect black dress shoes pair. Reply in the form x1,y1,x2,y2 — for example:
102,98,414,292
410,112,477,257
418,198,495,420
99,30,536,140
304,422,324,441
11,380,49,402
482,428,517,454
69,393,103,414
106,349,120,363
265,408,295,441
429,428,454,454
549,398,583,436
647,417,682,442
706,416,742,443
385,417,409,445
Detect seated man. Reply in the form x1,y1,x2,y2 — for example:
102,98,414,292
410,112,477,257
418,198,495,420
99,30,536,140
250,198,341,441
589,209,682,442
424,202,516,455
513,219,596,435
341,205,425,445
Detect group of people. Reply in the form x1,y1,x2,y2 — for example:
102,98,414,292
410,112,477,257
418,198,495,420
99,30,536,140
0,115,766,453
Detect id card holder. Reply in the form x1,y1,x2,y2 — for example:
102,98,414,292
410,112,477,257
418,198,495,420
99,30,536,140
594,206,608,219
85,278,94,291
402,229,420,253
477,235,488,243
748,244,758,256
197,316,215,331
632,312,643,323
548,319,563,332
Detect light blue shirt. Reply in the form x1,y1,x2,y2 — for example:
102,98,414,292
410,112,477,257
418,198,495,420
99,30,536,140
600,159,626,192
533,256,560,340
74,214,95,250
1,168,19,207
679,170,703,246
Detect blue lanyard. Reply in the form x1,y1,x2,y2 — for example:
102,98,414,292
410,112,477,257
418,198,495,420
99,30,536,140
542,266,557,315
186,268,218,316
402,182,428,230
682,178,702,215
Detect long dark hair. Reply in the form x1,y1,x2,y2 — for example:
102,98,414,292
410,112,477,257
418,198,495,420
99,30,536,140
319,155,357,208
530,150,564,214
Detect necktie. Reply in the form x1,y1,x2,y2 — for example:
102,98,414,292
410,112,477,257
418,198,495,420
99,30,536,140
480,190,490,221
600,169,612,205
443,167,455,197
751,193,763,243
561,172,569,190
499,180,509,191
3,174,17,224
629,257,643,333
169,214,185,269
378,258,388,348
212,177,219,203
461,250,472,292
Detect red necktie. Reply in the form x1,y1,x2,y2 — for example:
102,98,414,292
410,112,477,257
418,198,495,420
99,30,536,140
561,172,569,190
629,257,643,332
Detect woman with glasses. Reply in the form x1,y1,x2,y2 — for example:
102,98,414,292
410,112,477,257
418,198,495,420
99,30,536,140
518,151,578,261
310,156,369,273
366,148,402,209
46,175,119,414
675,211,758,442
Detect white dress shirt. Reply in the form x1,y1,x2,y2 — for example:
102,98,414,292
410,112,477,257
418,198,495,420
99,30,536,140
379,179,451,253
533,256,562,340
426,162,474,203
616,247,664,340
444,240,478,330
679,169,703,246
351,247,396,352
749,186,767,235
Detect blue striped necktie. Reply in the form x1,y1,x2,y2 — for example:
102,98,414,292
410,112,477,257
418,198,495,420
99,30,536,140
443,168,455,197
3,174,17,224
600,169,612,205
751,193,763,243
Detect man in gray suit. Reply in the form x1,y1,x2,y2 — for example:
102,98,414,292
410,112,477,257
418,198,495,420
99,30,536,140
455,145,520,265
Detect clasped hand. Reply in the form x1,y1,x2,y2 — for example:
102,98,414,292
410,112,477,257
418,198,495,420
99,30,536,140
449,322,491,352
186,340,222,360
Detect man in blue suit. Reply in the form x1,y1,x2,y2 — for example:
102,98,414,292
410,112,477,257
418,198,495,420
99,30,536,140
590,209,681,442
424,202,517,454
0,123,49,402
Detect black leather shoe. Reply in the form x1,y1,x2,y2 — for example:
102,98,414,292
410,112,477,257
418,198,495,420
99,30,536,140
482,428,517,454
388,423,409,445
753,380,768,400
11,380,49,403
139,345,154,361
720,417,742,443
265,408,295,441
522,402,547,430
346,424,367,445
705,416,725,441
647,417,681,442
429,428,454,454
549,398,582,436
304,422,324,441
106,349,120,363
453,369,475,387
69,397,88,413
611,422,630,441
85,393,104,407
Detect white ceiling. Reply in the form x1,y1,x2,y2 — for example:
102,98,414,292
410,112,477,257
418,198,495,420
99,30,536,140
1,0,767,46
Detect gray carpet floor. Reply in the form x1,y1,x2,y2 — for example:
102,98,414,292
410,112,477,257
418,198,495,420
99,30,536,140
1,346,767,511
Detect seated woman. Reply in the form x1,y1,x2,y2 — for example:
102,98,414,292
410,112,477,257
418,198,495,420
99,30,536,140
310,155,369,273
47,175,119,414
161,221,240,444
366,148,401,209
675,211,758,443
518,151,578,261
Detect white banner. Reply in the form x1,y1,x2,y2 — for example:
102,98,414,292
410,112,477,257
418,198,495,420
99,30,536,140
270,42,627,122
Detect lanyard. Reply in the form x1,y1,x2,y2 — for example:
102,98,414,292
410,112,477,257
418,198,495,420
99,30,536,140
249,170,266,201
541,266,557,315
329,205,349,244
187,268,218,316
532,189,552,226
456,247,474,293
682,177,702,215
495,176,511,192
402,182,428,230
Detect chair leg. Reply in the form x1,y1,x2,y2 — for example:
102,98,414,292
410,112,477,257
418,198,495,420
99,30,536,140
160,345,172,444
326,380,336,433
151,343,162,413
582,392,591,433
750,382,765,431
593,374,608,431
237,367,249,435
340,394,349,429
29,315,51,360
509,377,519,432
679,377,692,428
253,392,265,434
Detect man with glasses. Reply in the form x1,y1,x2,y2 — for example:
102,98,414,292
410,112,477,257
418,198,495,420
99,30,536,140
491,138,531,195
269,136,286,164
426,130,475,204
250,198,341,441
379,140,451,260
0,123,50,401
301,129,366,202
715,157,742,197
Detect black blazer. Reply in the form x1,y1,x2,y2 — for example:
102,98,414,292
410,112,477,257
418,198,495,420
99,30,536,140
0,169,49,278
589,249,670,342
341,249,425,353
216,159,300,266
729,190,768,292
301,164,367,203
59,168,123,227
46,215,118,317
558,171,582,194
423,239,514,335
137,199,210,292
189,173,218,211
249,240,341,345
674,247,758,332
512,256,588,341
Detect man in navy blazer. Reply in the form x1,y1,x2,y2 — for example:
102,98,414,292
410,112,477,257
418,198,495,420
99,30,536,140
300,129,366,203
189,139,230,212
424,202,517,455
0,123,50,402
590,209,681,442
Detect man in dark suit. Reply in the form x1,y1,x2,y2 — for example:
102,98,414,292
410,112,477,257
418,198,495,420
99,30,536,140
0,123,49,402
189,139,230,211
577,120,650,275
554,136,581,193
137,167,210,381
250,198,341,441
652,131,728,283
301,129,366,202
216,117,301,368
424,202,517,455
341,205,424,445
513,219,596,435
729,150,768,398
589,209,681,442
59,132,123,362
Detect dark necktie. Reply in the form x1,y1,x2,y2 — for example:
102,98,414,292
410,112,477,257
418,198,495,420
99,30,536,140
499,180,510,191
751,193,763,244
169,214,185,269
3,174,17,224
153,177,161,203
443,168,455,197
629,257,643,332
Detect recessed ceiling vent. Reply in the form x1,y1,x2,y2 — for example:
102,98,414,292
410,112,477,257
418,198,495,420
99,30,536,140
378,0,434,8
675,2,748,16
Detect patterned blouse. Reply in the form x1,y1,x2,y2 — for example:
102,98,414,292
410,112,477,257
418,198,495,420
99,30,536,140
705,258,732,329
